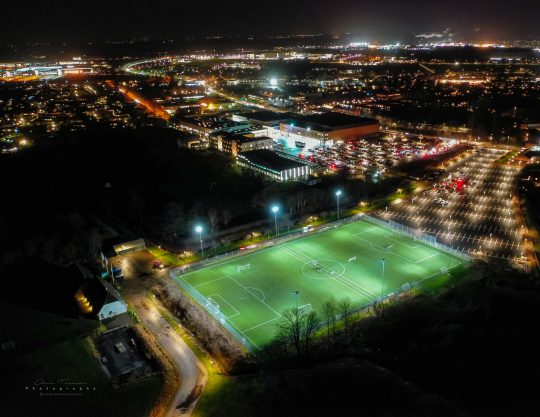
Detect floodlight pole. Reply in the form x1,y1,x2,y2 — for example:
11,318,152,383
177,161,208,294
380,258,385,301
272,206,279,238
336,190,342,221
195,225,204,257
199,229,204,257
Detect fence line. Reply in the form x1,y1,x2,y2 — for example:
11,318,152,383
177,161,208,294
361,213,471,261
169,270,258,352
169,212,470,351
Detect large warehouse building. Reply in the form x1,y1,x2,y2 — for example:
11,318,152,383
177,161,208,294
279,112,379,149
237,149,312,181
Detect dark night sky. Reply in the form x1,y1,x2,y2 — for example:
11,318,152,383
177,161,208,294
0,0,538,43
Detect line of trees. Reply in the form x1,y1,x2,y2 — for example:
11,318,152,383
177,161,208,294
267,296,357,362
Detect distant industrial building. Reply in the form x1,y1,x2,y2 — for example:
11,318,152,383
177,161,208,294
237,149,312,181
210,124,273,155
280,112,379,148
211,131,273,155
175,115,250,137
232,110,293,138
233,110,292,126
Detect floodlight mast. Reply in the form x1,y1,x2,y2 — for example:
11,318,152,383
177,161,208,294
271,205,279,237
336,190,342,220
380,258,385,301
195,225,204,257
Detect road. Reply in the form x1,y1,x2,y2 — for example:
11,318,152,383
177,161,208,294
119,251,207,417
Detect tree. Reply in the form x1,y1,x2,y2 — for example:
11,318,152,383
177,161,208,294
222,209,232,228
339,297,353,340
275,307,320,359
208,207,219,239
323,297,337,347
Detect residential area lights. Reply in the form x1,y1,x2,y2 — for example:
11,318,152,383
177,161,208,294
195,225,204,257
272,205,279,238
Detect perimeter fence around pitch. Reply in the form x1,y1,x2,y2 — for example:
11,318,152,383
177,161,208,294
172,214,366,276
360,214,471,261
169,213,470,351
170,267,258,352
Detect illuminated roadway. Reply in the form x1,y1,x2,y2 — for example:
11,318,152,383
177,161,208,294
120,251,207,417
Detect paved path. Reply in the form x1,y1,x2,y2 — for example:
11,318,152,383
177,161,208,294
119,251,208,417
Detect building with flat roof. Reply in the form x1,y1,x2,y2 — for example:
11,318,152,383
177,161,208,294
233,110,292,125
280,112,379,148
175,115,250,137
237,149,312,181
211,132,273,155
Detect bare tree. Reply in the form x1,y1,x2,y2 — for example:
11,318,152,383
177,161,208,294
339,297,353,340
208,208,219,239
302,310,320,357
323,297,337,346
222,209,232,228
276,307,320,359
276,308,302,357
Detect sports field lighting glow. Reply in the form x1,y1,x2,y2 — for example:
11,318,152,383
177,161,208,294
195,225,204,257
271,205,279,237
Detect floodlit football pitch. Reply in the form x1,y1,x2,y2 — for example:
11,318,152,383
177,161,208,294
171,218,466,349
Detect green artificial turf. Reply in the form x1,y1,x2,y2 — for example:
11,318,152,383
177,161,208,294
172,219,464,349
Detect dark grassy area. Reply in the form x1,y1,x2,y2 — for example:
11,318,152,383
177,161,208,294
0,301,98,353
1,336,161,417
356,266,540,417
0,303,161,417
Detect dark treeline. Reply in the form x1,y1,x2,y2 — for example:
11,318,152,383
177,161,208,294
0,126,404,265
229,263,540,417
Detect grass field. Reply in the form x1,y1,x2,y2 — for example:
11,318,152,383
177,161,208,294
172,218,465,349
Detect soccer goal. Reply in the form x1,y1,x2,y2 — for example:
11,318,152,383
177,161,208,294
298,303,313,315
205,297,220,315
348,256,357,262
237,263,251,272
440,266,449,275
385,243,395,250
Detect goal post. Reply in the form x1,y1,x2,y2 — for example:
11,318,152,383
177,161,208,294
237,263,251,272
205,297,220,315
298,303,313,315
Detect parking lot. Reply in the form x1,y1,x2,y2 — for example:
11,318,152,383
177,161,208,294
377,147,526,262
276,133,461,179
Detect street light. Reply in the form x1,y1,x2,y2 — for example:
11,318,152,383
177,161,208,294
195,225,204,257
271,205,279,237
335,190,342,221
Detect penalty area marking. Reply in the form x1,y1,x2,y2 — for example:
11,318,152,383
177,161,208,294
193,275,231,289
207,293,241,319
242,316,282,334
